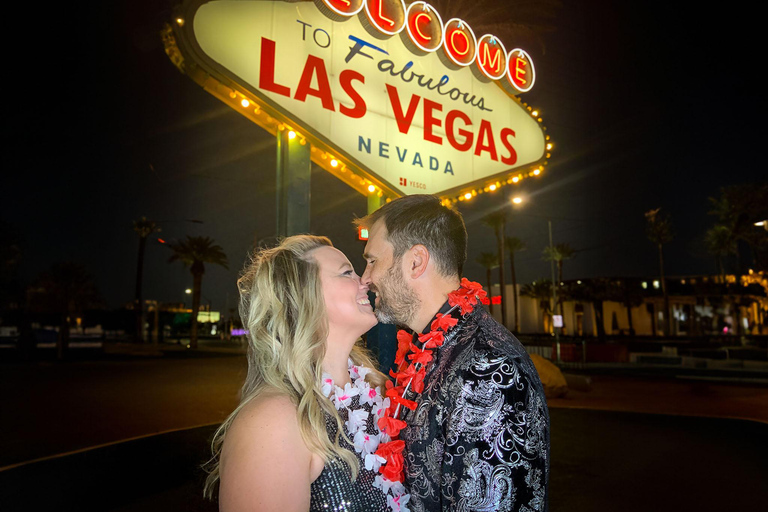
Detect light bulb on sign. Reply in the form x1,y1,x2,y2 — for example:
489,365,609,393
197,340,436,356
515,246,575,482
288,130,296,140
240,99,250,108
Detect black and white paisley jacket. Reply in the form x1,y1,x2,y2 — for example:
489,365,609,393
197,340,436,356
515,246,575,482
400,302,550,512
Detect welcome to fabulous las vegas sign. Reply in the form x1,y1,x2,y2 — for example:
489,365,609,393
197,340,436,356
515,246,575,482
163,0,551,201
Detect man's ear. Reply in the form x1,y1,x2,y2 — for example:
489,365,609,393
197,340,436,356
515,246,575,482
406,245,430,279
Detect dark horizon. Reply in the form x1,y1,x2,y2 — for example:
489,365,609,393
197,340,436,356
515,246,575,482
3,0,766,311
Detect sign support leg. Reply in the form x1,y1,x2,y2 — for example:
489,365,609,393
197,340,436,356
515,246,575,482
276,130,311,237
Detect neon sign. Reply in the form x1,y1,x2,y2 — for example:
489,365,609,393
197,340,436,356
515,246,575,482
405,1,443,53
476,34,508,80
362,0,406,36
321,0,532,84
506,48,536,93
443,18,476,67
164,0,548,200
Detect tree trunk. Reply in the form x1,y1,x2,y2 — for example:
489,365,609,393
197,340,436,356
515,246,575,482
658,243,671,337
557,260,565,333
496,223,508,328
486,268,494,315
509,253,519,332
134,236,147,343
190,269,203,349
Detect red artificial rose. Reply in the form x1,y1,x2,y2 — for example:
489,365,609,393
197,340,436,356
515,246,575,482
394,330,412,366
386,386,417,410
448,290,474,315
376,439,405,458
376,440,406,482
431,313,458,332
380,451,405,482
421,331,444,349
409,349,433,366
377,415,407,437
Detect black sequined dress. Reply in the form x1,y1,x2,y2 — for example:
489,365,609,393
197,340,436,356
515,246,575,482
309,395,389,512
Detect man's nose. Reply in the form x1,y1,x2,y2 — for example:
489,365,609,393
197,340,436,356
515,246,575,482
361,265,372,285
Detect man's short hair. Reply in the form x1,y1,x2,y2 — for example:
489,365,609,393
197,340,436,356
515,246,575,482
355,194,467,277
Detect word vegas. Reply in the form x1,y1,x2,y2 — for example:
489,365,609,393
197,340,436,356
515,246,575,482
259,34,520,165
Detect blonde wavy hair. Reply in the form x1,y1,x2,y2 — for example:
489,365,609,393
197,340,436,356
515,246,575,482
203,235,386,498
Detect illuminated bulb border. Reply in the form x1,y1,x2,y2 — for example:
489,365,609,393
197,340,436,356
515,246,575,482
220,85,550,207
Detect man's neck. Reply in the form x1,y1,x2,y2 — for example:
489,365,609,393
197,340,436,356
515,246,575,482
410,277,461,333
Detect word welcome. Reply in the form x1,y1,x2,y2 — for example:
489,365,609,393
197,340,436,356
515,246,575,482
318,0,535,93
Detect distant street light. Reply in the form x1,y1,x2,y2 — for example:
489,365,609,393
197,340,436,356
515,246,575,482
512,196,523,204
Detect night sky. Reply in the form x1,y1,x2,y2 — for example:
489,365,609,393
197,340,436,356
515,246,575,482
3,0,765,313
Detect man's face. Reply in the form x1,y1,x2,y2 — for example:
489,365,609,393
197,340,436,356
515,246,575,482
361,221,420,326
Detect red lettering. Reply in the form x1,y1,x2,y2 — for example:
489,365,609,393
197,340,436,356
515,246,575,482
294,55,335,111
500,127,517,165
259,38,291,97
386,84,420,134
445,110,473,151
339,70,367,119
423,99,442,144
474,120,498,161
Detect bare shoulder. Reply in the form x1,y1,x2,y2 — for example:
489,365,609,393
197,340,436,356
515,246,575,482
219,392,314,512
230,391,298,432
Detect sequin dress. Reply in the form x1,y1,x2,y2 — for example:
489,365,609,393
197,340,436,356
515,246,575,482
310,395,389,512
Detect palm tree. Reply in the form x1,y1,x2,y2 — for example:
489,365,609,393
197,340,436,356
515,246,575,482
708,183,768,273
133,217,161,343
645,208,674,336
505,237,526,332
482,211,508,327
542,242,576,330
166,236,228,349
704,224,737,280
475,252,499,315
520,279,552,333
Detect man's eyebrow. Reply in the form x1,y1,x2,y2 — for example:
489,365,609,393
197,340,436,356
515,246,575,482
363,252,374,260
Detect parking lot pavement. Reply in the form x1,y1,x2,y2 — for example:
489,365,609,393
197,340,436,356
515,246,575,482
2,408,766,512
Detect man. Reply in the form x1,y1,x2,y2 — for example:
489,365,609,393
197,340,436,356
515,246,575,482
357,194,549,512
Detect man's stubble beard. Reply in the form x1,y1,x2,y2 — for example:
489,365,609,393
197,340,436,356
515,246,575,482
372,261,420,327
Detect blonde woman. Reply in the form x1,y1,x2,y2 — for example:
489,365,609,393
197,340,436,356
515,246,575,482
205,235,396,512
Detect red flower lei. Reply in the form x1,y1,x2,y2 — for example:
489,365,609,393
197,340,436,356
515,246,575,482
373,278,490,484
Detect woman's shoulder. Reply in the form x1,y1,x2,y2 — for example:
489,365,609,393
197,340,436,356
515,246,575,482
219,390,319,510
227,390,298,439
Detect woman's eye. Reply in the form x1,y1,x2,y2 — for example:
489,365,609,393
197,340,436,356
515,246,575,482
343,270,354,276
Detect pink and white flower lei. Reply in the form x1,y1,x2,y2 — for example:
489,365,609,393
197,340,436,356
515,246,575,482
321,360,410,512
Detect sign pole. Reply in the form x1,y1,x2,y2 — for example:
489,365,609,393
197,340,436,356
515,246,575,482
276,129,311,236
